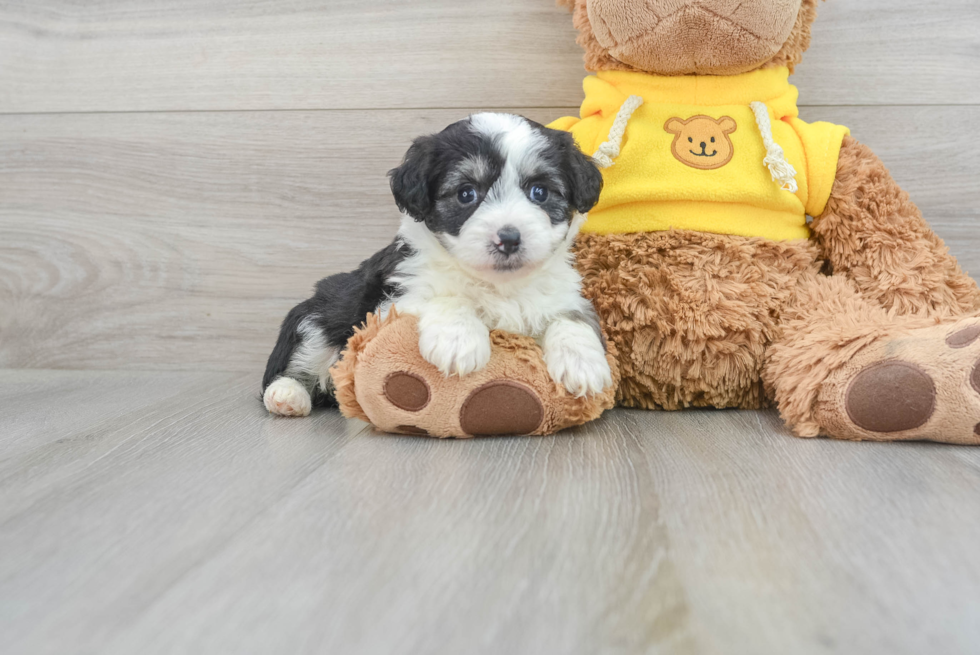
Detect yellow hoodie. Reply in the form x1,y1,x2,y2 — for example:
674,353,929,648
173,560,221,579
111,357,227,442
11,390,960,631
549,67,850,241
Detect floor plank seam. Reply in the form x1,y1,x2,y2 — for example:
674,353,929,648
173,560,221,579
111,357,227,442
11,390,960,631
2,102,979,118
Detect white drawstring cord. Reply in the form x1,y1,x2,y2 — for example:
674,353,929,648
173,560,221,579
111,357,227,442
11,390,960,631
592,95,644,169
750,101,798,193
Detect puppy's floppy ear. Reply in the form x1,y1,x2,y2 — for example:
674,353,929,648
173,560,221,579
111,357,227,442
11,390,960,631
388,136,437,222
554,130,604,214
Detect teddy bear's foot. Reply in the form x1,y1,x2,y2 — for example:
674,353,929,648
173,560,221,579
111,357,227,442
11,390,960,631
382,373,546,437
814,319,980,444
330,312,619,438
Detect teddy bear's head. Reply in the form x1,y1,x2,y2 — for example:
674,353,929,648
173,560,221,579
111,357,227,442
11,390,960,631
558,0,821,76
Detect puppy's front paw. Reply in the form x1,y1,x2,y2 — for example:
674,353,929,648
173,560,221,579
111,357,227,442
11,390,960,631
418,318,491,377
544,322,612,397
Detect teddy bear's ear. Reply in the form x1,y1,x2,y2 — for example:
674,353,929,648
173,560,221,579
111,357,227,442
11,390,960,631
718,117,738,134
664,118,685,135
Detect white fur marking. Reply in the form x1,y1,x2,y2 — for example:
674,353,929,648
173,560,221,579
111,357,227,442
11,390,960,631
542,318,612,397
264,377,312,417
286,317,340,392
417,298,492,377
393,215,590,339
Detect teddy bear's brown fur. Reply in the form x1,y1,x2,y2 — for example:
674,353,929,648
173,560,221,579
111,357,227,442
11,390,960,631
558,0,819,75
334,0,980,443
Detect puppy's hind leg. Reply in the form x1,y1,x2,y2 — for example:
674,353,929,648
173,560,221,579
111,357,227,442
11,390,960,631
264,377,313,417
262,302,340,417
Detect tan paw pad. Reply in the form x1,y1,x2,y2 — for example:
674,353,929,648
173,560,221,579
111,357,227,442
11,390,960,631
845,361,936,433
946,325,980,348
817,319,980,444
459,381,544,437
383,372,430,412
394,424,430,436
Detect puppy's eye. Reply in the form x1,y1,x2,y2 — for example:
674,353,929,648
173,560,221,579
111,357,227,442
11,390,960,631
457,186,478,205
529,185,549,203
688,137,693,143
711,137,716,143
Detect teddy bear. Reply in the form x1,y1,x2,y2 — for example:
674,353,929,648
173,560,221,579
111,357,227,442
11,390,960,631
333,0,980,444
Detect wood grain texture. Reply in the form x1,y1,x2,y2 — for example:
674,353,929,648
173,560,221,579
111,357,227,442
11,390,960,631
2,106,979,372
1,370,979,654
0,0,978,113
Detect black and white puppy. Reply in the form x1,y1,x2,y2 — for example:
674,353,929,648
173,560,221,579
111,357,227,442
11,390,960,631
262,113,611,417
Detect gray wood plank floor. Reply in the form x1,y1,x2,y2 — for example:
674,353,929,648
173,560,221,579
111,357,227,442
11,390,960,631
3,371,980,655
2,0,980,652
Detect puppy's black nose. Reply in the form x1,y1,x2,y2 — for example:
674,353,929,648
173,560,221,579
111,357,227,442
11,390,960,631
700,141,707,150
496,227,521,255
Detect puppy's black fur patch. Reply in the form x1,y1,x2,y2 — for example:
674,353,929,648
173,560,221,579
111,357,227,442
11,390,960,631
533,122,604,215
262,240,411,404
389,120,504,235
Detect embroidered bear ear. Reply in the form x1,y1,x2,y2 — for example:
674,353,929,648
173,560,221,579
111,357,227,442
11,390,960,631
664,117,686,135
718,117,738,134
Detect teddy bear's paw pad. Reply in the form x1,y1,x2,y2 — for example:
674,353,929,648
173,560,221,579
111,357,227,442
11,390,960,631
966,357,980,438
845,361,936,433
459,381,544,436
946,324,980,349
383,372,431,412
394,424,430,436
816,320,980,444
264,377,312,417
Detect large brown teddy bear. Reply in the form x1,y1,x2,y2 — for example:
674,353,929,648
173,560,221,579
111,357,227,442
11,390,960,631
335,0,980,444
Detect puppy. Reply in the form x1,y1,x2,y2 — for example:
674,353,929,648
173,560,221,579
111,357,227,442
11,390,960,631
262,113,611,417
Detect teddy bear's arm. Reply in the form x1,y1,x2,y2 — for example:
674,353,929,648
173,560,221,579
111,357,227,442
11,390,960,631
809,136,980,319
